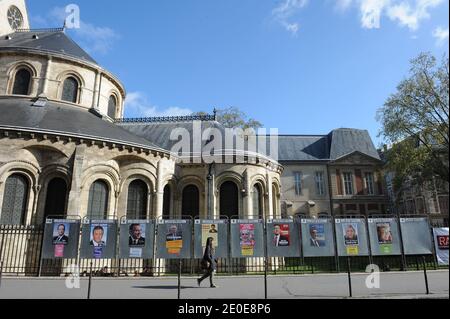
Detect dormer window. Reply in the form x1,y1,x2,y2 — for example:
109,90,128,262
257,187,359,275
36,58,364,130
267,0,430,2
12,68,32,95
61,76,80,103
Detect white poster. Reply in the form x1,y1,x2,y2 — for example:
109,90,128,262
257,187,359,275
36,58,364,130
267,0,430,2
433,228,449,266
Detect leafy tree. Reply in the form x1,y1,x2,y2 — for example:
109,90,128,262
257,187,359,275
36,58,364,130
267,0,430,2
377,53,449,190
193,107,263,130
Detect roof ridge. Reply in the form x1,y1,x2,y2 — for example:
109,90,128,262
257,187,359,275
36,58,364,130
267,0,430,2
116,113,217,124
15,28,65,33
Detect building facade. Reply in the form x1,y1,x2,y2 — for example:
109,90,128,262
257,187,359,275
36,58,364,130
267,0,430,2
0,1,387,229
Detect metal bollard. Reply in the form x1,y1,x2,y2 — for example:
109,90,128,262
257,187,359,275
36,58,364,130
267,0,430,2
347,257,352,298
178,260,182,300
422,257,430,295
87,262,93,299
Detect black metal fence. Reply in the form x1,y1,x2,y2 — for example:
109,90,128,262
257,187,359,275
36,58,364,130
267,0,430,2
0,215,448,277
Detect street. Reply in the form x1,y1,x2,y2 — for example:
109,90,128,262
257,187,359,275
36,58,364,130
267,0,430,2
0,270,448,299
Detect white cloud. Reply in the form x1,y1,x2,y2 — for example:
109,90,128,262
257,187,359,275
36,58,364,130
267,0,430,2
125,92,193,118
329,0,445,30
387,0,444,31
360,0,390,29
272,0,309,35
30,6,119,55
335,0,354,11
433,26,449,45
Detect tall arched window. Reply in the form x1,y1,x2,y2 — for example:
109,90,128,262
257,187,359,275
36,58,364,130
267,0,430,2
87,180,109,219
61,77,79,103
252,184,263,219
108,95,117,119
44,178,68,218
272,184,278,218
127,180,148,219
220,181,239,219
1,174,29,225
12,68,31,95
182,185,199,218
163,185,171,218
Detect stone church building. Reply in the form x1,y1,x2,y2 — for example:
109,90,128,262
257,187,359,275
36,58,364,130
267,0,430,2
0,0,388,229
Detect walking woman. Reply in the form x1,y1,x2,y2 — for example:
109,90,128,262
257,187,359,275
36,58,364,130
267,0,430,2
197,237,218,288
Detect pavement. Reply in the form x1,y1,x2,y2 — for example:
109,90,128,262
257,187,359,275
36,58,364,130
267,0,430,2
0,270,448,299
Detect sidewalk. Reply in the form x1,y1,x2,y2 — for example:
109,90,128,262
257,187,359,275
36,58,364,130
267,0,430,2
0,270,448,299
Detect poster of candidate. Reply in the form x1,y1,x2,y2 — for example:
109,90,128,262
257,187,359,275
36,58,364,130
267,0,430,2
377,222,393,254
128,223,146,247
52,223,70,245
240,224,256,256
309,224,325,247
272,224,290,247
343,222,359,255
165,224,183,255
202,223,219,249
90,224,108,259
434,228,449,266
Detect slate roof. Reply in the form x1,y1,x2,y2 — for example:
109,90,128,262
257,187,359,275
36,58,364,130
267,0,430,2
328,129,381,161
0,97,381,162
276,135,330,161
0,97,164,151
118,120,381,162
0,29,97,64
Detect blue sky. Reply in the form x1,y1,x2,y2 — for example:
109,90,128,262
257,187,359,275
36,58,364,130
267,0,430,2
28,0,449,146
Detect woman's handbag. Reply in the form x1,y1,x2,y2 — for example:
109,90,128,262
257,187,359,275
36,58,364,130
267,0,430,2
200,259,210,270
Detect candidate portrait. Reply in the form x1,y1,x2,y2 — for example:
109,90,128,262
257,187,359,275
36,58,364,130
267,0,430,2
90,225,107,247
309,225,325,247
166,224,183,241
272,224,290,247
129,223,146,246
53,223,69,245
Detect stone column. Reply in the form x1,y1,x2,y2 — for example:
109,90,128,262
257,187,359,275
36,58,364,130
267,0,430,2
39,56,52,96
243,169,252,218
92,71,101,109
266,172,273,220
67,144,86,217
154,159,164,219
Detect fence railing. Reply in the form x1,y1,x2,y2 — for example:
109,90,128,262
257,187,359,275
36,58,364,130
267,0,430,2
0,215,447,277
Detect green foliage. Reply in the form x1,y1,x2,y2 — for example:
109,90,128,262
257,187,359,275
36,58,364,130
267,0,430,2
377,53,449,187
193,107,263,130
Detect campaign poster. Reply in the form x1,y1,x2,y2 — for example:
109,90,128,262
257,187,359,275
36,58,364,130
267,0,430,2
272,224,290,247
434,228,449,266
377,222,393,254
128,223,146,258
240,224,256,256
90,223,108,259
165,224,183,255
202,223,218,249
343,222,359,255
52,223,70,245
309,223,326,247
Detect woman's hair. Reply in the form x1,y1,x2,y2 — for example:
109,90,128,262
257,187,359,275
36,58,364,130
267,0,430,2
206,237,214,247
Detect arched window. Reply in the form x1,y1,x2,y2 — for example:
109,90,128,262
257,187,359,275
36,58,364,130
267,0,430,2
163,185,171,218
220,181,239,219
127,180,148,219
107,95,117,119
182,185,199,218
1,174,29,225
61,77,79,103
12,68,31,95
87,180,109,219
44,178,68,218
252,184,263,219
